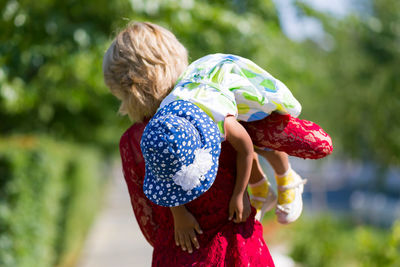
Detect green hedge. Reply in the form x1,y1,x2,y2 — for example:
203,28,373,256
288,215,400,267
0,136,107,267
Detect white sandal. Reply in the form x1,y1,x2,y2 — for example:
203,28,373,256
275,170,307,224
250,181,278,222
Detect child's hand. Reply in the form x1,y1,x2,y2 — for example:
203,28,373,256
229,192,251,223
170,206,203,253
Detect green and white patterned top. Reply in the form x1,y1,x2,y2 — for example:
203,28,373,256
160,54,301,138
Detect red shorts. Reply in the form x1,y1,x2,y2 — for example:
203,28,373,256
241,113,333,159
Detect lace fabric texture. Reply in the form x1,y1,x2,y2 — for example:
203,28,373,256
120,122,275,267
242,112,333,159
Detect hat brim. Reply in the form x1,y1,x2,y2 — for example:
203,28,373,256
143,100,221,207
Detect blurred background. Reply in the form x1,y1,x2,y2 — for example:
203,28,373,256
1,0,399,266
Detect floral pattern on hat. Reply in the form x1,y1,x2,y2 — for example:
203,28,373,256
141,100,221,207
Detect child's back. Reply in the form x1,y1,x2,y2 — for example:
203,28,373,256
161,53,301,136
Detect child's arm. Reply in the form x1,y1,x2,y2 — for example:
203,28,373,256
224,116,253,223
170,205,203,253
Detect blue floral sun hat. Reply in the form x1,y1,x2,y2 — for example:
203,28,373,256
140,100,221,207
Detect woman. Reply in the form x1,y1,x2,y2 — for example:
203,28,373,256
104,22,275,266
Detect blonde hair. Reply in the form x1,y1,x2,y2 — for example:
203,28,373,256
103,22,188,122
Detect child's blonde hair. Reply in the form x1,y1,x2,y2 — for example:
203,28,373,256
103,22,188,122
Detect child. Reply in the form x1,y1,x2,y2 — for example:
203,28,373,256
103,22,276,263
147,52,331,224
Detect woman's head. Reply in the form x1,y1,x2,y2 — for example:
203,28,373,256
103,22,188,122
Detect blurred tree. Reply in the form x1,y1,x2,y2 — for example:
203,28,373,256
289,216,400,267
1,0,399,167
0,0,301,151
292,0,400,167
0,0,133,150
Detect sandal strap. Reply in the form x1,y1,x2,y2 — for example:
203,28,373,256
276,204,290,214
250,195,268,202
277,178,308,192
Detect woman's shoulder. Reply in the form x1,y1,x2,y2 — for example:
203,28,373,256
119,122,148,179
120,121,148,142
119,121,148,154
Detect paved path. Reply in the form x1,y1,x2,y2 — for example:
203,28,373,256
77,167,153,267
77,164,296,267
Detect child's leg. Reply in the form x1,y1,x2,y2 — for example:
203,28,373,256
256,150,289,176
241,112,333,159
249,152,277,221
255,148,307,224
249,151,268,184
242,113,329,223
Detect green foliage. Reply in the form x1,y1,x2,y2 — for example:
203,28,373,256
292,0,400,166
0,0,296,150
289,216,355,267
0,0,132,150
289,215,400,267
1,0,399,162
0,136,106,267
355,220,400,267
53,145,107,267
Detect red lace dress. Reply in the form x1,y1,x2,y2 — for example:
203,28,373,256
242,113,333,159
120,122,275,267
